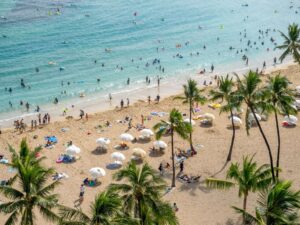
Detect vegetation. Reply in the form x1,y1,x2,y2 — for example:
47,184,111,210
235,71,276,182
0,139,60,225
277,23,300,64
261,75,296,178
60,190,136,225
234,181,300,225
175,79,206,152
153,108,192,187
206,155,273,224
210,75,240,161
109,162,178,225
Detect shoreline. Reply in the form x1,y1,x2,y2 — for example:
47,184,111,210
0,60,296,131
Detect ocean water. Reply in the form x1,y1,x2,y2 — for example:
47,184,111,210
0,0,299,125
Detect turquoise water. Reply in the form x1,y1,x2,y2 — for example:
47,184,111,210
0,0,299,118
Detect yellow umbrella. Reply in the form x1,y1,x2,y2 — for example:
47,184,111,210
132,148,147,158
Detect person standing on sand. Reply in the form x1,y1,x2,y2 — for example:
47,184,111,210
78,184,85,204
158,163,164,175
156,94,160,103
141,115,144,126
47,114,50,124
79,110,84,119
120,99,124,109
148,96,151,105
173,203,178,212
179,161,184,173
38,113,41,124
85,113,88,121
127,98,130,107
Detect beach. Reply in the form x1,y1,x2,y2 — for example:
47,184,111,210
0,64,300,225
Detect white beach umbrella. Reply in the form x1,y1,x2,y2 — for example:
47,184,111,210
96,138,111,147
132,148,147,158
140,129,154,137
153,140,167,149
184,118,196,126
294,100,300,109
111,152,126,161
65,145,81,155
120,133,134,142
89,167,106,178
230,116,242,125
296,86,300,92
284,115,298,125
203,113,215,121
248,113,261,122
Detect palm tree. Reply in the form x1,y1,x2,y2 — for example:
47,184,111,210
277,23,300,64
235,71,276,182
210,75,240,162
206,155,273,225
60,190,135,225
153,108,192,187
233,181,300,225
262,75,296,178
0,141,60,225
110,162,178,225
174,79,206,152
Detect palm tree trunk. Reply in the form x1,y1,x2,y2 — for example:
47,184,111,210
138,199,144,225
249,105,276,182
242,192,248,225
171,130,176,187
227,109,235,161
274,110,280,178
189,103,194,152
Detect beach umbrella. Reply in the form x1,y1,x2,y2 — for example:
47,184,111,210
120,133,134,142
248,113,261,122
132,148,147,158
284,115,298,125
140,129,154,137
294,100,300,109
111,152,126,161
65,145,80,155
89,167,106,178
96,138,111,147
203,113,215,121
230,116,242,125
153,140,167,149
184,118,196,126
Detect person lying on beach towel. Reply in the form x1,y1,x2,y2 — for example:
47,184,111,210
177,174,201,183
52,172,69,181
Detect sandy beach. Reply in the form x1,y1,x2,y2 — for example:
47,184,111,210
0,64,300,225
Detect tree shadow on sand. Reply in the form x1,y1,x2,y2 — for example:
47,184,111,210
91,147,107,155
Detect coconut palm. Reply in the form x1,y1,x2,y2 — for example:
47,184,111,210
233,180,300,225
210,75,240,162
276,23,300,64
235,71,276,182
206,155,273,225
174,79,206,152
153,108,192,187
0,141,60,225
262,75,296,178
109,162,178,225
60,190,136,225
